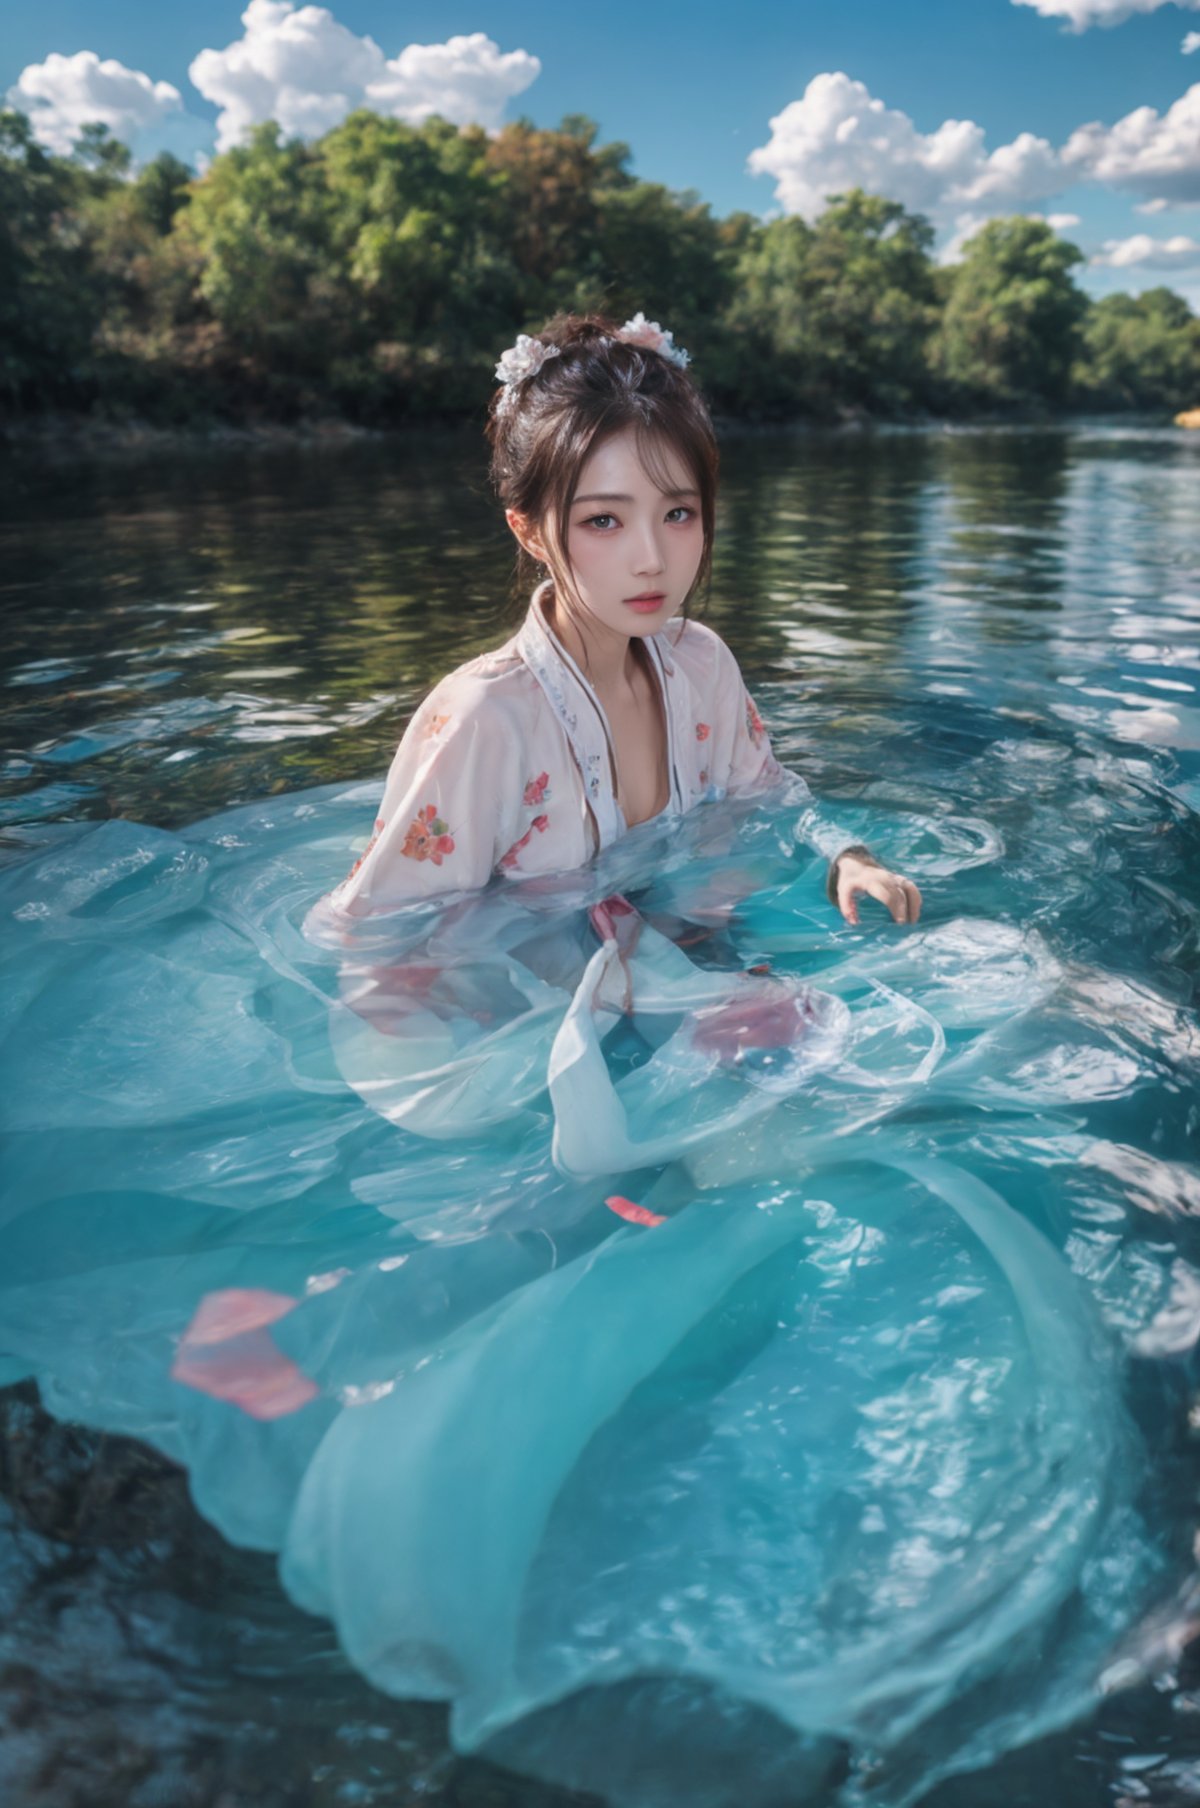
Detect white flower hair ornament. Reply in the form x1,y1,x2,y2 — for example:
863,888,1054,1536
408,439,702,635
614,312,691,368
494,333,561,393
493,313,691,415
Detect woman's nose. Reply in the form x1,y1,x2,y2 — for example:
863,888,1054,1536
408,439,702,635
633,525,666,573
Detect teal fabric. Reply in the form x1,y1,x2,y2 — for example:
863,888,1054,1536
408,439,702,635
0,779,1170,1805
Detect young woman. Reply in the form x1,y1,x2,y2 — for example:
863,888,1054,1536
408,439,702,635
326,309,921,928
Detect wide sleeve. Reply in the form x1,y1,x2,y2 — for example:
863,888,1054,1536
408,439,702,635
724,675,786,798
326,679,526,916
707,631,863,865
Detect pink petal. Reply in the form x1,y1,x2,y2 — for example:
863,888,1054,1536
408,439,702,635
178,1287,300,1346
172,1288,320,1420
606,1195,667,1228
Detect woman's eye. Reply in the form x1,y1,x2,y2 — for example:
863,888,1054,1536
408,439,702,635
581,507,694,531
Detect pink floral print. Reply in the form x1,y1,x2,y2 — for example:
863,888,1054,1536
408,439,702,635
402,804,456,865
326,598,791,912
499,813,550,871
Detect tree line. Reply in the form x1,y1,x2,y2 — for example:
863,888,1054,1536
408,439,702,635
2,105,1197,428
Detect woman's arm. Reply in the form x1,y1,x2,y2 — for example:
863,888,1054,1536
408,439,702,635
711,633,922,926
328,681,526,916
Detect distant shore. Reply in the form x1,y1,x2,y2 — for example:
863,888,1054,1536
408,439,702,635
2,405,1188,461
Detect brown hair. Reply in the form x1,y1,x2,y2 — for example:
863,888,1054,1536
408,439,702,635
484,310,719,625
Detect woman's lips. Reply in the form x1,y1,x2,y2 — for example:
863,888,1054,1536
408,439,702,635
625,594,666,613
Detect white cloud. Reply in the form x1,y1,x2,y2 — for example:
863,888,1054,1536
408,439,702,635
1046,211,1084,228
1091,231,1200,265
1012,0,1200,28
746,72,1062,224
1063,83,1200,204
1183,28,1200,48
750,71,1200,232
365,35,540,126
7,49,183,156
189,1,540,154
1136,195,1174,210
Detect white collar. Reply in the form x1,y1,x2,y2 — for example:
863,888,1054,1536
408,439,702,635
515,581,684,847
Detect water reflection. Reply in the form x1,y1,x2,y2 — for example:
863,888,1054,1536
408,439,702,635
3,427,1196,830
710,432,937,682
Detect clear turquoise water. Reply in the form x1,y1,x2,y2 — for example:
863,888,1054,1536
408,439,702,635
1,425,1198,1807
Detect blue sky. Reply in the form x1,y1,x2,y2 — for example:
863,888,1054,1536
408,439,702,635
5,0,1200,303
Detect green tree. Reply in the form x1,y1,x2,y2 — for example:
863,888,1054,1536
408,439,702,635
725,191,938,417
721,214,811,415
177,120,336,385
1072,287,1200,413
588,180,733,349
326,114,510,326
317,109,524,417
2,101,1193,431
931,216,1088,411
133,151,195,236
0,109,105,408
483,113,629,311
70,121,133,182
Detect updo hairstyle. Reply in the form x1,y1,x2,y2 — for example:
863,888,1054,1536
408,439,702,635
485,311,719,622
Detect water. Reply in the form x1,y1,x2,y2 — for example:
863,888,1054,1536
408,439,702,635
1,424,1199,1807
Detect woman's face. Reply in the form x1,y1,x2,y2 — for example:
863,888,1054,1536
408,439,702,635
533,424,705,641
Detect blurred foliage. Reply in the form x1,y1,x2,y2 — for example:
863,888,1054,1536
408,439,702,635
1072,287,1200,414
1,104,1196,427
929,217,1090,411
724,193,939,417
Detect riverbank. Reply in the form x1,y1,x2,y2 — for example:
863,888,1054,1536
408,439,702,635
2,404,1189,462
0,411,400,459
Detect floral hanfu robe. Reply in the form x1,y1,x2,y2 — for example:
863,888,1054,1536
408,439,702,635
329,581,853,916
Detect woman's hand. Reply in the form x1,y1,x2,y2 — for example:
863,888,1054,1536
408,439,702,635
828,845,922,927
